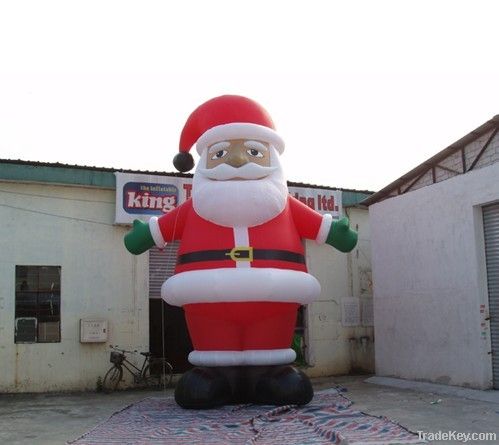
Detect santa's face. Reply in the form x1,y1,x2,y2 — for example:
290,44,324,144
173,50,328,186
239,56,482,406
206,139,271,170
192,138,288,227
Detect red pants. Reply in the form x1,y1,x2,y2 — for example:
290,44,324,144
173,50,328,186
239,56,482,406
184,302,299,351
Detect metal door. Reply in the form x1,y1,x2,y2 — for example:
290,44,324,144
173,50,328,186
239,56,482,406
483,203,499,388
149,242,192,372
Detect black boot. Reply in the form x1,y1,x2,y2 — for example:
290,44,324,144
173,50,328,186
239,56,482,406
174,367,231,409
252,365,313,406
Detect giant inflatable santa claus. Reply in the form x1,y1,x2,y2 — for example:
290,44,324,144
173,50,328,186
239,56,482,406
125,95,357,408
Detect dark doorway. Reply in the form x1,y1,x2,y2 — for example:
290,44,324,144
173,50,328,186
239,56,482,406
149,244,193,373
149,299,193,373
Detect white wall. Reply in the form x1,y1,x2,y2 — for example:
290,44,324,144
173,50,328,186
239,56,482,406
370,162,499,389
0,180,373,390
0,181,149,392
306,207,374,377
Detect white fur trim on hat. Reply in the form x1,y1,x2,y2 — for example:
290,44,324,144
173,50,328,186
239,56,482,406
196,123,285,155
315,214,333,245
161,268,321,306
188,348,296,366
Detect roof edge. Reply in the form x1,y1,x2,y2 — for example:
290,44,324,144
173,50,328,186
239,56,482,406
362,114,499,206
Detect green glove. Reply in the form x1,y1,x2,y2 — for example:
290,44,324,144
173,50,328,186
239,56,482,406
326,217,358,253
124,219,155,255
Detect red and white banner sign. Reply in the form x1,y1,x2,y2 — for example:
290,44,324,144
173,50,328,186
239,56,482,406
288,186,342,218
115,172,342,224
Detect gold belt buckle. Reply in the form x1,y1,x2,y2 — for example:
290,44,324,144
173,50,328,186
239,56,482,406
225,246,254,262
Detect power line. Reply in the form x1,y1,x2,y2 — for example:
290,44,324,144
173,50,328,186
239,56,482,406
0,203,115,227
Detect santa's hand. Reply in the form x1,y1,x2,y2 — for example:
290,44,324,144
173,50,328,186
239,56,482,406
124,219,155,255
326,217,358,253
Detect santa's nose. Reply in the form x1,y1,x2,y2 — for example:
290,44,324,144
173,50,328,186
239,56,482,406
226,150,248,168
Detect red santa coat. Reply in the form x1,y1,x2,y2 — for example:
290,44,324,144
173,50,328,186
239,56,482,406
149,195,333,366
150,195,332,307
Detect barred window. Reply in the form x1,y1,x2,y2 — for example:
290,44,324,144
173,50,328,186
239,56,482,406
15,266,61,343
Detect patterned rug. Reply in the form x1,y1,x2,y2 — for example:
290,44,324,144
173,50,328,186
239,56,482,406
69,389,424,444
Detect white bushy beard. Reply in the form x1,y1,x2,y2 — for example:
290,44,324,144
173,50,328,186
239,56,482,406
192,146,289,227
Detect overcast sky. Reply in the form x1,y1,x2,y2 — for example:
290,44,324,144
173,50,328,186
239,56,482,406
1,1,498,191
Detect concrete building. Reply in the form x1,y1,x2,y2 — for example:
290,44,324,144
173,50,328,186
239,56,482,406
364,115,499,389
0,159,372,392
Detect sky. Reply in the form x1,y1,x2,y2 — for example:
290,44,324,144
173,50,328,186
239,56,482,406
1,0,499,192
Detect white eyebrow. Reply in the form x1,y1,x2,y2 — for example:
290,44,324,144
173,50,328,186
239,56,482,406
244,140,268,151
208,141,231,153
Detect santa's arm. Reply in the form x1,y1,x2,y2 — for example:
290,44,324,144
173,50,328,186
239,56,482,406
289,196,358,253
124,200,190,255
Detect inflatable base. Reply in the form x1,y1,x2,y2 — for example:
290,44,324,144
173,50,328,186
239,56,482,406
175,365,313,409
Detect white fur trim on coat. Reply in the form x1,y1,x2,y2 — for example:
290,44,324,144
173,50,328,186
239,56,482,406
161,268,321,306
149,217,166,248
315,214,333,245
188,348,296,366
196,123,285,155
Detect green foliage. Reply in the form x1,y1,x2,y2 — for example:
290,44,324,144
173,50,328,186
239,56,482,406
292,333,306,367
96,376,103,392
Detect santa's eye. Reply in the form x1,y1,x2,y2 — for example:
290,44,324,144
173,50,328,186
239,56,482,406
247,149,264,158
211,150,228,160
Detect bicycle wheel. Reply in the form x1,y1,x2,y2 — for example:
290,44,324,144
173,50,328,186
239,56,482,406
102,365,123,392
143,360,173,389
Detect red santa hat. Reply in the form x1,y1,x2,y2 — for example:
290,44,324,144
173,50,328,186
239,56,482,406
173,95,285,172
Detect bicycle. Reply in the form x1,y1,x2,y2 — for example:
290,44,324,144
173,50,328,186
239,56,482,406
102,345,173,392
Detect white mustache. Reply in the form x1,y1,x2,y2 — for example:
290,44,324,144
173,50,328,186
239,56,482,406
198,163,278,181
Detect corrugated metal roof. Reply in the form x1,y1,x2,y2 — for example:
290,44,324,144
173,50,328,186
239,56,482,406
0,158,192,178
362,115,499,206
0,158,374,195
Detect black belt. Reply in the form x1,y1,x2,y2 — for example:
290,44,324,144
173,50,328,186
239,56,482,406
177,247,306,265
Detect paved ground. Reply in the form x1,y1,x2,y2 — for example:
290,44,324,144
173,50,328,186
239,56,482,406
319,376,499,444
0,375,498,444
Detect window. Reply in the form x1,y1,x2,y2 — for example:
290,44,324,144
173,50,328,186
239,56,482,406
15,266,61,343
